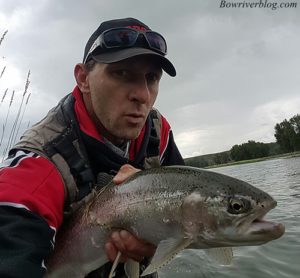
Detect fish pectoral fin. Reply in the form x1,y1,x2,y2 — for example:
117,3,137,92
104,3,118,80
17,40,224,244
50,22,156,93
205,247,233,265
108,251,122,278
124,259,140,278
141,238,193,276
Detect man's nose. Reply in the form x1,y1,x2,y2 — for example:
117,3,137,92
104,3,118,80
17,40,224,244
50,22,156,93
129,78,150,104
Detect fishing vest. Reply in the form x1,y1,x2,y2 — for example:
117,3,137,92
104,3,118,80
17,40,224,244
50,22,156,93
13,93,163,216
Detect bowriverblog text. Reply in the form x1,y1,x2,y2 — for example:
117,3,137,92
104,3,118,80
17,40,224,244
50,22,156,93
220,0,297,9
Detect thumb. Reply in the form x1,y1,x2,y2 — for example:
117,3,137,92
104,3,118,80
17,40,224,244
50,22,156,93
113,164,140,185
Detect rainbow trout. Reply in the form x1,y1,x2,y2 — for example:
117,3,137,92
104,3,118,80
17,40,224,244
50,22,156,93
45,166,284,277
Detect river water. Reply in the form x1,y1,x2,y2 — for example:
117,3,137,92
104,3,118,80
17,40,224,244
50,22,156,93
159,156,300,278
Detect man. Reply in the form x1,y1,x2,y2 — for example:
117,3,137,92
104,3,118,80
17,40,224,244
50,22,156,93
0,17,184,277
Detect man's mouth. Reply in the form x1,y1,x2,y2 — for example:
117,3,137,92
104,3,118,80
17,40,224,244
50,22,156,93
125,113,145,124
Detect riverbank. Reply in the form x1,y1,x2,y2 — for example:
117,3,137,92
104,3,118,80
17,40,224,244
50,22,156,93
205,151,300,169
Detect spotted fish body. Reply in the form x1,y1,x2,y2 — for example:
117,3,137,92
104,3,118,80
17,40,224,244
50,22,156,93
45,166,284,277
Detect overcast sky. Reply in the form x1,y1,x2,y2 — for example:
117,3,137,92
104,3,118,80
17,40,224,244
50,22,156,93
0,0,299,158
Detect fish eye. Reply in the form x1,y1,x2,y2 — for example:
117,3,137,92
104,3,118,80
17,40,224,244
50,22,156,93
228,198,248,214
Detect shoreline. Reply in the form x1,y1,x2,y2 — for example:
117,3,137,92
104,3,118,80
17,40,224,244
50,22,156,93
205,151,300,169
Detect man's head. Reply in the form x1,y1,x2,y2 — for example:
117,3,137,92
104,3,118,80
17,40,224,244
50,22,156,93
75,18,176,145
83,17,176,77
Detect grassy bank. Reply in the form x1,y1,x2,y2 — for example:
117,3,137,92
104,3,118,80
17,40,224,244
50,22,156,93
205,151,300,169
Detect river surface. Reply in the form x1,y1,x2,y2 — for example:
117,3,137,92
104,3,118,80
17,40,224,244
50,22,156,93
159,156,300,278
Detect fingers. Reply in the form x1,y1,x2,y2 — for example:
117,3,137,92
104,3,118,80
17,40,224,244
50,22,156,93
105,241,119,262
105,241,129,262
113,164,141,185
105,230,156,263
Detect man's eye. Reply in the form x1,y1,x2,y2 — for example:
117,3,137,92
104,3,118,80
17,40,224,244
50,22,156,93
115,70,129,77
146,73,159,83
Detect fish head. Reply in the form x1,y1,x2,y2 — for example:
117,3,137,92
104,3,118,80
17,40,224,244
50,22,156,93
181,172,285,248
217,193,285,246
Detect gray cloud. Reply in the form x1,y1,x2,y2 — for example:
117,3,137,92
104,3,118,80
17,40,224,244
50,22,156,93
0,0,299,157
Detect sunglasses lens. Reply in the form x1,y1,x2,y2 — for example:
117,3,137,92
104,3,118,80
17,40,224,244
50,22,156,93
100,28,167,55
146,32,167,54
103,29,137,47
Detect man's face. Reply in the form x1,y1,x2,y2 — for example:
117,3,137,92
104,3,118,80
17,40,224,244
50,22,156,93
82,56,162,145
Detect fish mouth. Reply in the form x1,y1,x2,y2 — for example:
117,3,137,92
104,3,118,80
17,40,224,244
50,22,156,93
226,200,284,245
247,215,285,240
238,201,285,243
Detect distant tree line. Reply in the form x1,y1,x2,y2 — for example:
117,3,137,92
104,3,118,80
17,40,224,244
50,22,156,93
230,140,269,161
185,113,299,167
274,114,300,153
185,151,231,168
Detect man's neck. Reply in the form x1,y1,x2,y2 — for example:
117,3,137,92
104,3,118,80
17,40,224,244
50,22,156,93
102,137,130,158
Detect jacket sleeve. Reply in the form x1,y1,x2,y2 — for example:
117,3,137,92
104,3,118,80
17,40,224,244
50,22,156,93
0,206,55,277
0,150,65,278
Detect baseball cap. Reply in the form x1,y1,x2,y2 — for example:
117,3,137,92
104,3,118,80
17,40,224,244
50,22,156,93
83,18,176,76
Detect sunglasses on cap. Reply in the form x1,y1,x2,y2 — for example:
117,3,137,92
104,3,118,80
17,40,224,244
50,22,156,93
83,27,168,64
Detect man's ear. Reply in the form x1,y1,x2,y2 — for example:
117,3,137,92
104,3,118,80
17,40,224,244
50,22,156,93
74,63,90,93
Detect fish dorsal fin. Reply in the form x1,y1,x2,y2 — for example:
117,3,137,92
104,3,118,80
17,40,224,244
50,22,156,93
141,238,192,276
124,259,140,278
205,247,233,265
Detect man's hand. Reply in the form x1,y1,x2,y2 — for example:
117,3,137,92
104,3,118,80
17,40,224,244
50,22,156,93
105,230,156,262
112,164,139,185
106,164,156,263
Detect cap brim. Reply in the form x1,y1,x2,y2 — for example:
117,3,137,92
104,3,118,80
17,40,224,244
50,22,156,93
91,48,176,77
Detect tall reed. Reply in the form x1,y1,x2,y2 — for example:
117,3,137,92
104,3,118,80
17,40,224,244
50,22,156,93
0,30,32,159
0,88,8,108
0,66,6,79
5,70,30,153
0,90,14,149
13,92,31,146
0,88,9,142
0,31,8,84
0,30,8,47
